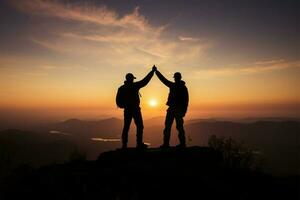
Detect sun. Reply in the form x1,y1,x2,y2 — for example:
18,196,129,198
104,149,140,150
148,99,158,107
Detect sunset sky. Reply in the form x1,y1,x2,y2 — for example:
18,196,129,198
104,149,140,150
0,0,299,121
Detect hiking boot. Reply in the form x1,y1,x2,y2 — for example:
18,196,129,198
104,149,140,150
160,144,170,149
175,143,186,149
136,143,148,150
122,144,127,150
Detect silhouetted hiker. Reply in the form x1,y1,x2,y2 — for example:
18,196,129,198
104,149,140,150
154,66,189,148
116,68,155,149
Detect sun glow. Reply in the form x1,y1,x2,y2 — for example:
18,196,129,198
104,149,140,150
149,99,158,107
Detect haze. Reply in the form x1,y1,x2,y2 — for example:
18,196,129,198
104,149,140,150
0,0,299,125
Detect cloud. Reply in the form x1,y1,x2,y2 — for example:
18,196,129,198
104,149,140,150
179,36,200,42
253,59,285,65
41,65,57,70
23,71,48,76
195,59,300,78
7,1,298,78
9,0,211,69
10,1,150,30
240,59,300,73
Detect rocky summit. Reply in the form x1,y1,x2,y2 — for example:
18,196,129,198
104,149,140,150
1,147,297,200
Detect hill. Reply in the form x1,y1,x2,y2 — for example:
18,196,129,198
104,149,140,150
185,120,300,175
0,129,77,178
40,117,122,138
1,147,298,200
1,119,299,176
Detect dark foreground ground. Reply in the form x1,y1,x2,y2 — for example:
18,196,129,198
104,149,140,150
1,146,299,200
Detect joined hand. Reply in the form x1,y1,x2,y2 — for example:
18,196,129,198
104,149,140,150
152,65,157,72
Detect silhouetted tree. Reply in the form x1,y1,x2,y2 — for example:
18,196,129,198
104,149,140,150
208,135,264,170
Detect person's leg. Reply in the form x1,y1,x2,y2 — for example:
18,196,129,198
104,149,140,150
162,108,175,147
122,109,133,148
133,107,144,146
175,114,186,147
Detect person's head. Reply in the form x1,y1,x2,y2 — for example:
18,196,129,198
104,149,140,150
173,72,182,83
125,73,136,83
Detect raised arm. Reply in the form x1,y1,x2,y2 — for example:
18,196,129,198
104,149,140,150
155,70,173,88
135,69,154,89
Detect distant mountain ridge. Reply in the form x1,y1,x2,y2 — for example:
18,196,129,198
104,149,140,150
0,129,77,176
41,117,123,138
1,119,299,175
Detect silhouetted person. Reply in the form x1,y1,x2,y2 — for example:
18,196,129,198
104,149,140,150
154,66,189,148
116,68,155,149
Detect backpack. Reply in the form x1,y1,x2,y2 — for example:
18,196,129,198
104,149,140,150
116,85,126,108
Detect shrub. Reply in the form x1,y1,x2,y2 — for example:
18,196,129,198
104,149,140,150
208,135,264,170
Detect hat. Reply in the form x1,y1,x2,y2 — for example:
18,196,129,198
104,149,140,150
125,73,136,80
173,72,182,79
